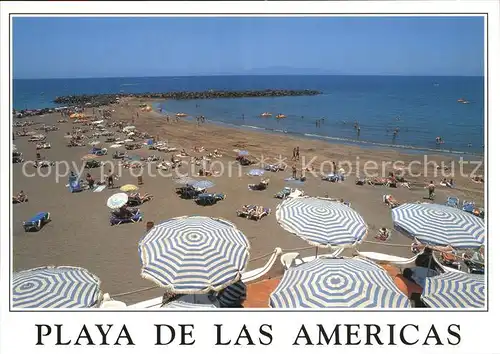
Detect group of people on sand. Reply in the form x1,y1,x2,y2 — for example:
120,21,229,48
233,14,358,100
292,146,300,161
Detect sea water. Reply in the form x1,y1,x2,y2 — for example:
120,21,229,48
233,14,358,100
13,75,484,154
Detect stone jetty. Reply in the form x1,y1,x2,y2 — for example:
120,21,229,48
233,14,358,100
53,89,322,107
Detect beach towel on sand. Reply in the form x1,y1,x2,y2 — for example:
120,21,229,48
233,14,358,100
93,185,106,193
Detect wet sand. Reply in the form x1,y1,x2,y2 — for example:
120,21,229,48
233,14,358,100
12,98,484,305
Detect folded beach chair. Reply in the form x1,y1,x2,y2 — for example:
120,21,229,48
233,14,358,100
274,187,292,199
195,193,225,206
446,196,459,208
110,209,143,226
23,212,50,232
462,200,475,213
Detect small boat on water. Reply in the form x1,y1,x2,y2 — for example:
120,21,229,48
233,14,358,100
276,114,287,119
176,112,188,117
260,112,272,117
457,98,470,104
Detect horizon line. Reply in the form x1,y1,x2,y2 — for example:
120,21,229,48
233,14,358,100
14,73,485,80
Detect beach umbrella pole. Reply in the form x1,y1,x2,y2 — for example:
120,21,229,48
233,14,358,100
315,247,318,259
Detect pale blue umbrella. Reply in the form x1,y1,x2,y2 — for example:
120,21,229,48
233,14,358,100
248,169,265,176
270,258,411,308
238,150,249,156
392,203,484,249
13,266,101,308
174,176,197,185
106,193,128,209
421,272,485,308
193,180,215,190
138,216,250,293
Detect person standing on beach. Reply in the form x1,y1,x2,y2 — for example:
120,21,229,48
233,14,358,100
426,181,435,200
333,161,337,174
292,164,297,179
296,146,300,161
107,169,115,189
292,147,296,160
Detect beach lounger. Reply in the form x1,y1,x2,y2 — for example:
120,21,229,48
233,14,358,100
127,194,153,207
236,205,256,218
322,174,342,182
274,187,292,199
85,160,101,169
446,196,459,208
195,193,225,206
462,201,475,213
248,207,271,221
110,209,143,226
23,212,50,232
176,186,203,199
248,179,269,191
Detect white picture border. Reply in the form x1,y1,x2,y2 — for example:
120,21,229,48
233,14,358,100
1,1,498,353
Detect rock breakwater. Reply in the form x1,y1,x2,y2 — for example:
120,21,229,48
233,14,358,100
54,89,322,106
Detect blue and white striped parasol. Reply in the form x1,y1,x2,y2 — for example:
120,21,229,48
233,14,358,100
106,193,128,209
392,203,484,249
276,197,367,248
270,258,411,308
217,280,246,307
248,169,265,176
13,266,101,308
138,216,250,293
192,180,215,190
421,272,485,308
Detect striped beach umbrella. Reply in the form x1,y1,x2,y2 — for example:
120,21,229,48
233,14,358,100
421,272,485,308
138,216,250,293
106,193,128,209
13,266,101,308
276,197,367,248
270,258,411,308
392,203,484,249
192,180,215,190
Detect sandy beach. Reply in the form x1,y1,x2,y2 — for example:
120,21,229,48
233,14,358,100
12,98,485,305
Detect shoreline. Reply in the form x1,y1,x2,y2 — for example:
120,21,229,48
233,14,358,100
149,101,484,159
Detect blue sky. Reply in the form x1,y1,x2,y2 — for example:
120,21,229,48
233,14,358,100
13,16,484,79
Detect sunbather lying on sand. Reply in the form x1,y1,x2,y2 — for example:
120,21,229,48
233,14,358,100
383,194,400,208
375,227,391,242
471,176,484,183
129,192,153,203
12,190,28,203
193,146,205,152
